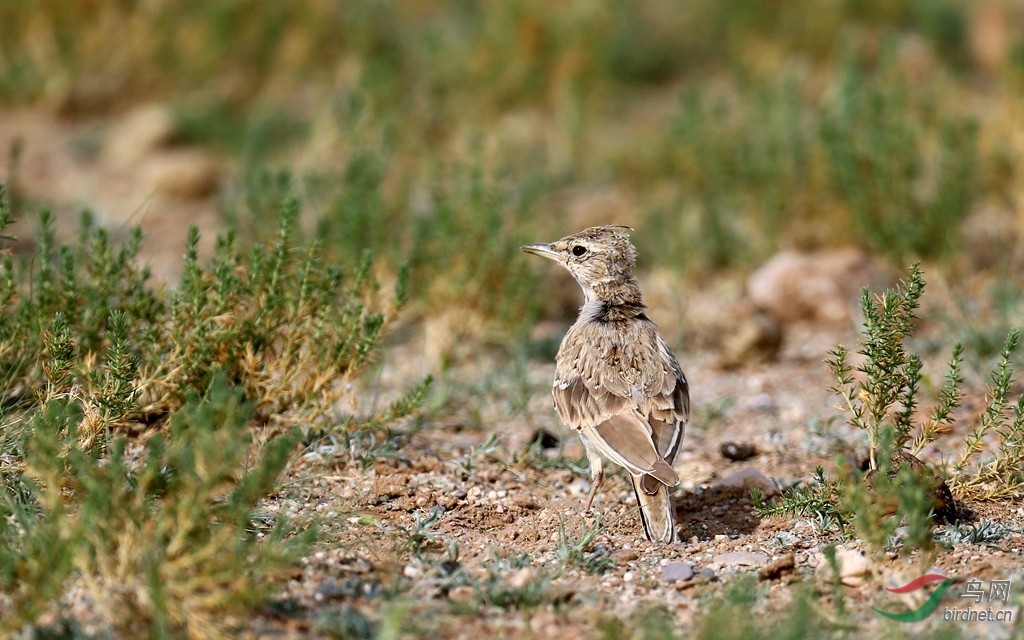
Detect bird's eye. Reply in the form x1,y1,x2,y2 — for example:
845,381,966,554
571,245,587,257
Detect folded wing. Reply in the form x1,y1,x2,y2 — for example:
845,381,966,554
553,328,687,487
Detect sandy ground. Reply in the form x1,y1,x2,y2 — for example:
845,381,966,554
258,316,1024,639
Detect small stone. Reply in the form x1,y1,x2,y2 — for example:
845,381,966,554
720,313,783,367
661,562,695,584
748,248,880,326
509,567,535,590
864,450,958,522
612,549,639,563
514,495,538,509
815,549,872,587
837,550,871,586
403,564,421,579
549,584,576,604
720,441,758,461
758,554,796,580
713,551,768,567
143,149,222,198
623,571,635,582
437,495,456,509
713,467,780,498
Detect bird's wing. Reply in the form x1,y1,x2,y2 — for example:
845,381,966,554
553,326,678,485
645,335,689,465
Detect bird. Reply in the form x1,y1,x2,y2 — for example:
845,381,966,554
521,225,689,542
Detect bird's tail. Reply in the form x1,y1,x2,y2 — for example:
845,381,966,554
632,473,676,543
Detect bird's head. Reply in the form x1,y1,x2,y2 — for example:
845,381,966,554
521,225,640,303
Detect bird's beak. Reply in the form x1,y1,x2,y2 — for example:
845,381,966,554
520,243,561,262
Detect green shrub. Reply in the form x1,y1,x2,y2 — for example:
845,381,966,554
757,265,1023,552
2,382,312,637
0,184,428,635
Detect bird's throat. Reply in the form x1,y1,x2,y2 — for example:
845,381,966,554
580,279,647,322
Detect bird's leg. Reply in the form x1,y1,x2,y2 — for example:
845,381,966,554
584,454,604,512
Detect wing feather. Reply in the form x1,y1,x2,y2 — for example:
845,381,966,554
553,321,688,486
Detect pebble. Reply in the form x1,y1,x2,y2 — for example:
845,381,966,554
758,554,796,580
509,567,535,590
720,441,759,461
713,551,768,567
143,149,222,198
612,549,639,563
661,562,695,584
748,248,878,326
720,314,783,367
713,467,780,498
815,549,872,587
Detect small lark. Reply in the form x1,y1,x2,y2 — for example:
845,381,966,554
522,225,689,542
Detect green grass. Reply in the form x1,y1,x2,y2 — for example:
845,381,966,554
0,188,428,636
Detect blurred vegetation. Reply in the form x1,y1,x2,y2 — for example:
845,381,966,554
3,0,1024,335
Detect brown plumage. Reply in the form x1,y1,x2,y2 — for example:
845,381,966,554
522,225,689,542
